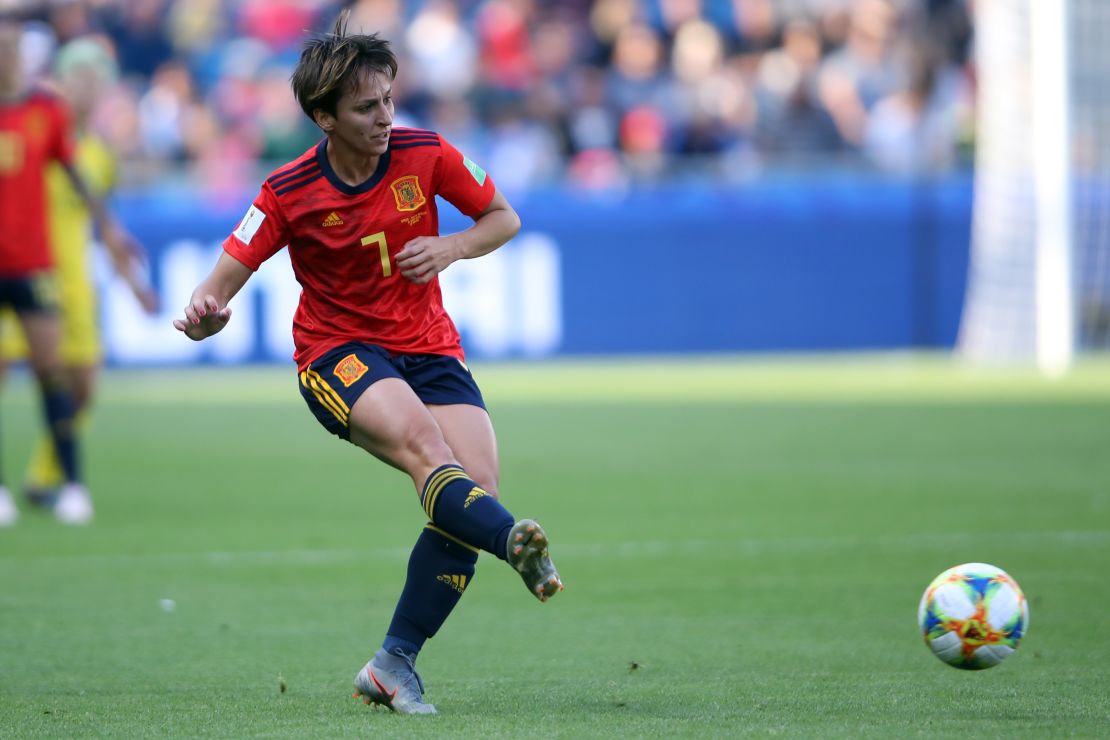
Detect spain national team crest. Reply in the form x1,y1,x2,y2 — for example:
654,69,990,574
333,353,369,387
390,175,426,212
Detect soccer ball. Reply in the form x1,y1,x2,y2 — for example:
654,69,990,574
917,562,1029,670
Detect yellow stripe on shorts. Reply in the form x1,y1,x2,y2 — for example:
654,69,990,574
300,370,349,426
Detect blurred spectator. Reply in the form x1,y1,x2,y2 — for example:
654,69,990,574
755,18,843,160
817,0,903,147
11,0,976,190
862,40,968,176
100,0,174,80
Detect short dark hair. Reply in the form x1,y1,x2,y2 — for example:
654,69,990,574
290,10,398,122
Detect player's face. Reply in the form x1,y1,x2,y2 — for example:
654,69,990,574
330,69,394,157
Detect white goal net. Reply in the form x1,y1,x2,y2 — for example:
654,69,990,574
959,0,1110,373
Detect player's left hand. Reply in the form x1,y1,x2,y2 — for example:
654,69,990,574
396,235,461,284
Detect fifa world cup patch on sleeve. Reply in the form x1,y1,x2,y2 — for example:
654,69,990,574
333,353,370,387
462,156,486,186
390,175,426,212
234,205,266,244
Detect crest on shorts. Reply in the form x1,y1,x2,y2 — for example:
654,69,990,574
333,353,369,387
390,175,426,212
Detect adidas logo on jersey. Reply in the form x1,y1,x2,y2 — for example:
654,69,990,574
437,574,469,593
322,211,344,227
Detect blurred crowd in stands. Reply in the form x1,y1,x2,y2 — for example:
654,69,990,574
8,0,975,193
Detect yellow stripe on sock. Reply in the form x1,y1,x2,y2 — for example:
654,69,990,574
421,466,459,516
301,371,348,426
425,523,480,554
423,468,467,519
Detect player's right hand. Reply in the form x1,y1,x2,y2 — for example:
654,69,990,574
173,294,232,341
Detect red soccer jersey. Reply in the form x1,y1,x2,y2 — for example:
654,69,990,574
0,89,74,276
223,128,497,369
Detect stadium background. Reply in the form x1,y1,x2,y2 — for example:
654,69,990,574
15,0,976,363
4,2,1110,736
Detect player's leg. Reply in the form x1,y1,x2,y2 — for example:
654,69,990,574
0,304,20,525
426,403,499,494
343,382,503,715
300,345,517,553
428,402,563,602
24,275,100,503
298,346,479,713
337,381,515,558
0,315,14,526
23,362,96,504
16,274,87,524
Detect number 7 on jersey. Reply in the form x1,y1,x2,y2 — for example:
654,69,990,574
361,231,391,277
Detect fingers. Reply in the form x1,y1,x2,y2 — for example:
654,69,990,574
183,295,219,324
173,307,231,341
401,263,433,283
397,245,436,283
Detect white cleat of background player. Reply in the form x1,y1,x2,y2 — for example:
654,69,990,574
53,483,93,525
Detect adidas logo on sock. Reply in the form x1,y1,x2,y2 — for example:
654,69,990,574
463,486,490,509
437,574,469,593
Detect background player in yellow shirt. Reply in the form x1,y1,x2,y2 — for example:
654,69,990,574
1,36,157,520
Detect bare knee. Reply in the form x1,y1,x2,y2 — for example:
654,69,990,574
467,468,499,498
31,364,66,390
402,423,456,476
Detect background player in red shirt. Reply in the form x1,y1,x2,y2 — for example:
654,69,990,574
0,14,148,527
173,14,562,715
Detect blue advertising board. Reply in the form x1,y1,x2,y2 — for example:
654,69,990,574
100,174,972,365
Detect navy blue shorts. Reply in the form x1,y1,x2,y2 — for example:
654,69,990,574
298,341,486,440
0,272,59,313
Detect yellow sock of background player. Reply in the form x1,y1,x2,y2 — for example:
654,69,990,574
25,411,87,492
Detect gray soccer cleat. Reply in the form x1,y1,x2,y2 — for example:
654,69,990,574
506,519,564,602
352,648,436,715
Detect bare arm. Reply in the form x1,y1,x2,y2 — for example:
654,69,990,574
395,188,521,284
172,252,254,341
62,162,158,312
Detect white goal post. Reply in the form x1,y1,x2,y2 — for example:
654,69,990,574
959,0,1110,375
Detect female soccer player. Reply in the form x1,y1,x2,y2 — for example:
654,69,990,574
1,37,158,522
0,15,143,527
173,15,562,715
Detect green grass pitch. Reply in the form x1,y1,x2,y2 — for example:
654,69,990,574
1,356,1108,737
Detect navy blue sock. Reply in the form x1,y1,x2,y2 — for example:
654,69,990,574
420,465,514,560
39,377,79,483
385,525,480,657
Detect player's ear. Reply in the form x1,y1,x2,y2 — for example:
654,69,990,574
313,108,336,133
